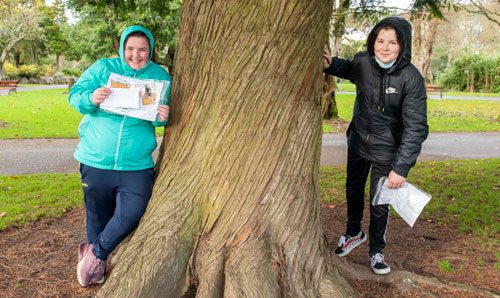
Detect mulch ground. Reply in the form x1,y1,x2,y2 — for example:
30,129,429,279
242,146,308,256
1,202,499,297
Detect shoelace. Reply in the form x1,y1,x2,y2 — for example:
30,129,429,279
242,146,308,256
337,235,347,247
89,259,105,284
371,253,384,267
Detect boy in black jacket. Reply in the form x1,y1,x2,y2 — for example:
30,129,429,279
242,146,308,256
323,16,428,274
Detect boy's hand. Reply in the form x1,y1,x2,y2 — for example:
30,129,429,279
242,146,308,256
387,170,406,189
91,87,111,105
323,45,332,69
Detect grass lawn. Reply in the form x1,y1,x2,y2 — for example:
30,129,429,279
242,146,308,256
1,88,499,138
0,173,82,230
330,94,500,133
320,159,500,241
0,88,164,139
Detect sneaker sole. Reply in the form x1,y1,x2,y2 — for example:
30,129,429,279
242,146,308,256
77,257,86,287
372,266,391,275
335,233,367,257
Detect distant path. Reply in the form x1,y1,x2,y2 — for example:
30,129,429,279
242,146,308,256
337,91,500,101
17,85,68,91
0,84,68,96
1,132,499,175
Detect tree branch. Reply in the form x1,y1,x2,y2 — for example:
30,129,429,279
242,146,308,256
459,1,500,27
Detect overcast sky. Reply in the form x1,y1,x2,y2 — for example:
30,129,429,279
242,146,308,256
384,0,412,10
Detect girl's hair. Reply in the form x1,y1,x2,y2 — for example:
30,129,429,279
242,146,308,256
125,31,151,50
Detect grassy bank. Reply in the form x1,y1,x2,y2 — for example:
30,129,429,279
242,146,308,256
320,158,500,240
1,159,499,242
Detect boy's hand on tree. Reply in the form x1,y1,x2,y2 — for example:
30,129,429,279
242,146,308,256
91,87,111,106
323,45,332,69
387,171,406,189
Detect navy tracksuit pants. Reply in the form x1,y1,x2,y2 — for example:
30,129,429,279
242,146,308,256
79,163,155,260
345,148,392,256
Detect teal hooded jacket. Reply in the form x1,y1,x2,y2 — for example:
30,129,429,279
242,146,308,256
69,25,172,171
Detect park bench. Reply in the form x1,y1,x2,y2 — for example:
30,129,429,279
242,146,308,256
0,80,18,94
426,85,444,99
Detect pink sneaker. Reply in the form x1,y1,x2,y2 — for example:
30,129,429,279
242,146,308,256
77,242,107,287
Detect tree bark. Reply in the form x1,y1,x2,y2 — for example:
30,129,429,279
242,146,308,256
97,1,355,297
322,73,338,119
412,15,439,82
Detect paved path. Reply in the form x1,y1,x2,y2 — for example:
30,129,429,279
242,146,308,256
1,132,499,175
0,84,68,95
321,132,500,166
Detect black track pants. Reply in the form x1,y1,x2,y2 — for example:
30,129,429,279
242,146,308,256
345,148,392,256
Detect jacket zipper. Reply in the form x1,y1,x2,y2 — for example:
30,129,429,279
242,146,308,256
378,70,385,112
114,116,126,170
114,73,137,169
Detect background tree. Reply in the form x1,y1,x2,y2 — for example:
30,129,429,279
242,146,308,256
0,0,41,79
458,0,500,26
411,13,440,81
41,0,68,71
322,0,388,120
65,0,181,69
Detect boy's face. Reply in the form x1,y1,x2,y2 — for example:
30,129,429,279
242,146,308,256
374,29,400,64
124,36,150,70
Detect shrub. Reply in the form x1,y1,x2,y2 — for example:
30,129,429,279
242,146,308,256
18,65,41,79
437,53,500,93
3,62,19,78
61,68,82,77
41,65,57,77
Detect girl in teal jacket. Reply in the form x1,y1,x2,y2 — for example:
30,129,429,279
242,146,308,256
69,25,171,287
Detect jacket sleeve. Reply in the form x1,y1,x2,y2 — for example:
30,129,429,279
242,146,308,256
391,72,429,177
323,56,356,81
68,60,108,115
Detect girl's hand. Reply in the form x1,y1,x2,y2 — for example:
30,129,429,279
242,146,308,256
323,45,332,69
387,170,405,189
91,87,111,106
157,105,169,122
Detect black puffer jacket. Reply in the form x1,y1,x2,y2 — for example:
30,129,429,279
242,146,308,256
325,17,428,177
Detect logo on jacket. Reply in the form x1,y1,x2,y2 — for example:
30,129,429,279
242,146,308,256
385,87,398,94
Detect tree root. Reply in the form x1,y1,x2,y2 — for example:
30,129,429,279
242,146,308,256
336,257,500,297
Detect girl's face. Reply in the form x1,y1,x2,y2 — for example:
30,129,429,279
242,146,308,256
374,28,400,64
124,36,150,70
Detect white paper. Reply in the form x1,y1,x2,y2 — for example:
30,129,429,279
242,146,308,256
100,88,140,109
99,73,169,121
373,177,432,227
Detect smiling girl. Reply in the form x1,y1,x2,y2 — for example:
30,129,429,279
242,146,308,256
69,25,171,287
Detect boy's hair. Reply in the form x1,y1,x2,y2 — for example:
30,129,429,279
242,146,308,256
372,23,403,58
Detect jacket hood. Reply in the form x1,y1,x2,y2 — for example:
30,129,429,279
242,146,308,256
119,25,155,73
366,17,412,70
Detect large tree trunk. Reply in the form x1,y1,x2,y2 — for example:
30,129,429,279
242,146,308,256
412,14,439,82
97,1,355,297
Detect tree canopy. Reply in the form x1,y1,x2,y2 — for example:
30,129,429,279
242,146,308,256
0,0,41,78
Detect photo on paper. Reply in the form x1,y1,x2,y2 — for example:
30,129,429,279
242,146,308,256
139,84,157,106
